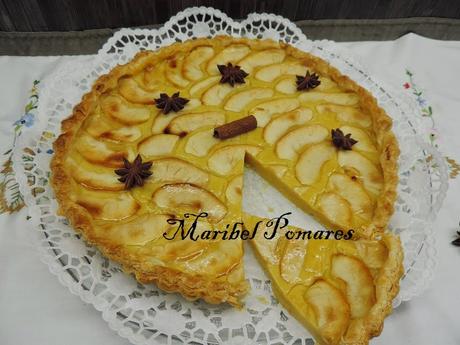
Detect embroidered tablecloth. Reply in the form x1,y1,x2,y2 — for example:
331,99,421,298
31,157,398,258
0,33,459,345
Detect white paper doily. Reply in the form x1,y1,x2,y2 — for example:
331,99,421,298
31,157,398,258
13,7,448,345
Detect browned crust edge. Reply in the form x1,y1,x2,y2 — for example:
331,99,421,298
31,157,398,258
50,36,400,307
340,233,404,345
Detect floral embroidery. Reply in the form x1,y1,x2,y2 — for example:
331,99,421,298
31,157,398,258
0,80,40,214
403,69,459,179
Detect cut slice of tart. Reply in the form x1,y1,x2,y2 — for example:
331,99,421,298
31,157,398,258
244,214,403,345
51,35,399,307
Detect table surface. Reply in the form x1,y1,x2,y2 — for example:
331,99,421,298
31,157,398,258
0,33,459,345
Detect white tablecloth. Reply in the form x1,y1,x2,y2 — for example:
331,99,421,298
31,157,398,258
1,33,459,345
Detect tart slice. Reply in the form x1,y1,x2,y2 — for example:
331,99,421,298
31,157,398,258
244,214,403,345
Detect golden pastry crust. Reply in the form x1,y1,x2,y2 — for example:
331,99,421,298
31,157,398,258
51,36,400,308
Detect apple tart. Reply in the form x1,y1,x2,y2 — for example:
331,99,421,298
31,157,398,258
51,35,401,340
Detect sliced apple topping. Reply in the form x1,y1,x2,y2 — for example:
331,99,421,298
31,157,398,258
250,98,300,127
208,145,262,175
185,129,219,157
189,76,220,97
304,280,350,345
166,111,225,135
100,126,142,143
295,143,336,184
317,104,371,128
318,192,352,227
337,151,383,195
74,189,139,220
331,255,376,318
299,92,359,106
118,77,159,104
84,112,114,138
255,63,307,82
339,126,377,153
238,49,286,73
67,157,124,191
202,83,243,106
151,99,201,133
264,108,313,145
138,134,179,157
183,46,215,80
75,133,126,167
152,183,227,222
164,55,190,88
224,88,274,112
225,175,243,204
109,213,172,246
151,158,209,187
280,239,308,284
101,95,151,125
206,44,251,74
327,174,373,221
276,124,328,160
250,220,284,265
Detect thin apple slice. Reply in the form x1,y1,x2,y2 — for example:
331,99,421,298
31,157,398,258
109,213,172,246
251,98,300,127
73,188,139,220
185,129,219,157
67,157,124,191
118,77,159,104
238,49,286,73
264,108,313,144
189,76,220,97
224,88,274,112
101,95,151,125
100,126,142,143
304,280,350,345
299,92,359,106
295,142,336,184
151,158,209,187
138,134,179,157
276,124,328,160
183,46,215,80
249,218,284,265
255,63,307,82
208,145,262,175
226,175,243,204
327,174,373,221
337,150,383,195
151,99,201,133
331,255,376,318
152,183,227,222
75,133,126,167
166,111,225,135
206,44,251,74
280,238,308,284
339,126,377,153
317,104,371,128
202,83,244,106
318,192,352,227
164,55,190,88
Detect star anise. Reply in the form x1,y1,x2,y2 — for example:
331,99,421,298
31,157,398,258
331,128,358,150
217,63,249,87
155,92,189,114
296,71,321,91
115,155,152,189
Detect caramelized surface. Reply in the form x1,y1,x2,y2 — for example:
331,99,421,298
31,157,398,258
56,37,398,307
